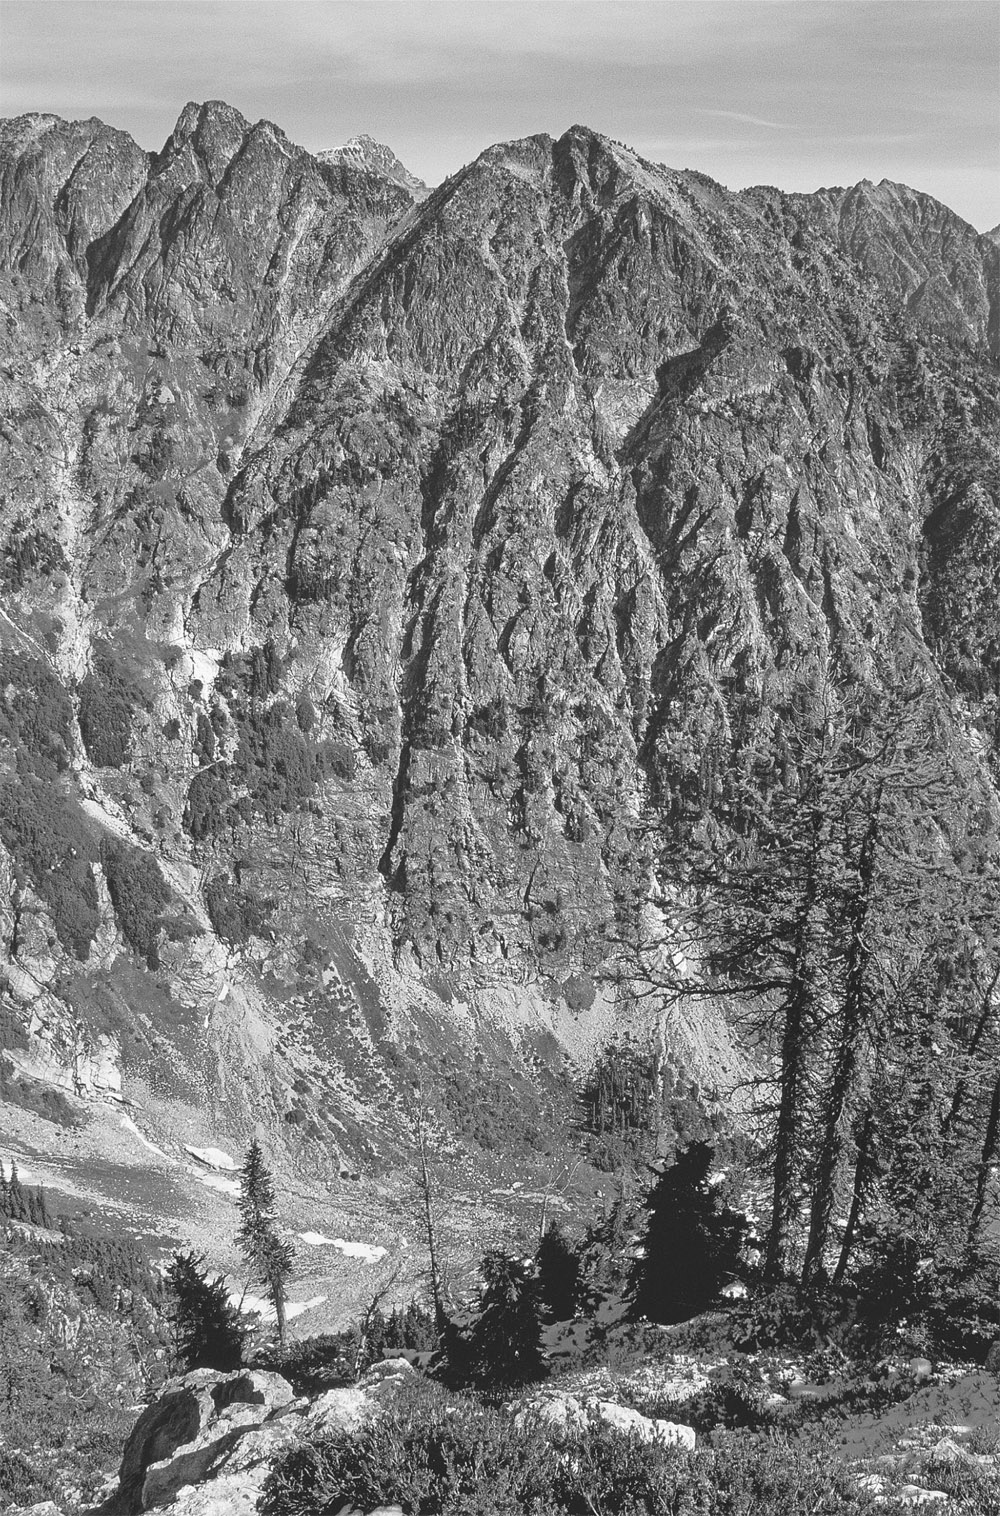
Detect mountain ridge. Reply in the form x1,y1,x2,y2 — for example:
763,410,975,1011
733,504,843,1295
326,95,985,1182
0,102,997,1260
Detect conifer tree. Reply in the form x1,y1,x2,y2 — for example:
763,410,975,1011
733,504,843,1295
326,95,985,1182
467,1248,547,1388
629,1141,747,1324
166,1252,246,1371
535,1222,580,1322
235,1140,294,1354
6,1160,27,1222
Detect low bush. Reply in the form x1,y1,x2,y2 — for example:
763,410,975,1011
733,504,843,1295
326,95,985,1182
204,874,275,946
0,650,75,774
100,838,172,967
0,775,99,957
729,1283,856,1353
261,1380,892,1516
78,642,149,769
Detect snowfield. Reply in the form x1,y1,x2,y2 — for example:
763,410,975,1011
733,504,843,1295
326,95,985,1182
299,1231,387,1262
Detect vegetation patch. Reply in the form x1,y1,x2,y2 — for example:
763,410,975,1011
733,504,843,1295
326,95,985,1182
78,640,150,769
0,522,68,593
0,774,99,957
0,649,75,774
204,873,275,945
100,838,173,967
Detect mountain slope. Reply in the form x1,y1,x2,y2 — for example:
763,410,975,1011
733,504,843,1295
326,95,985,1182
0,109,997,1228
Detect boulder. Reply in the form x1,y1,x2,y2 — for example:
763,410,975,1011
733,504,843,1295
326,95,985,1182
589,1400,696,1449
515,1392,695,1449
306,1385,371,1435
93,1369,298,1516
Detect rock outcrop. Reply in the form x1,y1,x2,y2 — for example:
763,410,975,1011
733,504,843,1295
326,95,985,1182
516,1391,695,1449
93,1361,416,1516
0,105,997,1185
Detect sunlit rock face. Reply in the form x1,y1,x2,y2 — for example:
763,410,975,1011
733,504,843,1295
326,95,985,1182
0,107,996,1177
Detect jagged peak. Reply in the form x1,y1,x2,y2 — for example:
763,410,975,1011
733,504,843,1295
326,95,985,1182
0,111,137,156
319,133,428,199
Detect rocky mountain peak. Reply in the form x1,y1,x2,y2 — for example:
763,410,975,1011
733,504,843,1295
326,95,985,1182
0,101,997,1229
319,132,429,198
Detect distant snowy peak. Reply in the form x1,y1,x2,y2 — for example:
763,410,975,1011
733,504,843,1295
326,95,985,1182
319,133,429,199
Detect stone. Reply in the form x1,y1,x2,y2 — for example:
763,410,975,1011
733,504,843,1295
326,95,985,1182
306,1385,372,1434
898,1488,949,1506
514,1393,695,1450
360,1357,418,1386
94,1369,298,1516
588,1400,696,1449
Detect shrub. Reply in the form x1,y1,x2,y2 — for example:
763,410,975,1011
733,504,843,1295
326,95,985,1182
629,1141,747,1325
261,1383,888,1516
0,650,74,774
729,1283,856,1353
166,1252,246,1372
0,775,99,957
78,642,148,769
851,1225,1000,1362
204,874,275,945
100,838,172,967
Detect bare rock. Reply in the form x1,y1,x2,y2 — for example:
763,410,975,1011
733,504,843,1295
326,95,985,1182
515,1392,695,1449
94,1369,297,1516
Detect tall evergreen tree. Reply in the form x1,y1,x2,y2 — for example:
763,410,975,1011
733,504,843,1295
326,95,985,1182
629,1141,747,1324
644,673,1000,1286
535,1222,580,1323
166,1252,246,1371
467,1248,547,1389
235,1140,294,1354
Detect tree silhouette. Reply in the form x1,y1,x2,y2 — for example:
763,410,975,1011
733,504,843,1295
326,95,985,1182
467,1248,547,1388
235,1140,294,1355
535,1223,580,1322
166,1252,246,1371
629,1141,747,1324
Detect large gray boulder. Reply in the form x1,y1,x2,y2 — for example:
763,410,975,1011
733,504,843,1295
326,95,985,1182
93,1369,299,1516
91,1359,418,1516
515,1391,696,1450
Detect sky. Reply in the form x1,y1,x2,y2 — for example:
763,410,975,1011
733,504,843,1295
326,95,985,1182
2,0,997,229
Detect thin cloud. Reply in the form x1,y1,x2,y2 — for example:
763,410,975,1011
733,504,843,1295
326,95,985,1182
1,0,996,228
697,109,791,130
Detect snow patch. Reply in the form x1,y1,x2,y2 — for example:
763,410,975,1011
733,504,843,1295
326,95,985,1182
188,1168,240,1197
299,1232,387,1262
79,796,132,839
235,1291,327,1322
122,1113,172,1162
185,1144,237,1171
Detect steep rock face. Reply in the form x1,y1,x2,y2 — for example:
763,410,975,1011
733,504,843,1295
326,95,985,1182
0,110,997,1189
319,133,430,201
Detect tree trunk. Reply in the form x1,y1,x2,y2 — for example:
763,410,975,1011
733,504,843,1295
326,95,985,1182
416,1106,446,1333
803,806,879,1282
832,1106,876,1284
273,1280,287,1357
764,812,829,1283
969,1074,1000,1246
942,963,1000,1136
